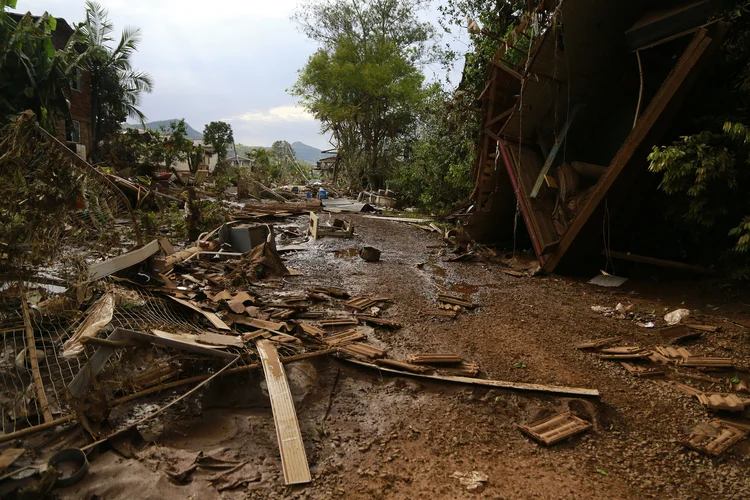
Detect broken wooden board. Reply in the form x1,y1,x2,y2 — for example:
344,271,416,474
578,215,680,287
682,419,747,457
599,346,646,355
165,295,230,330
255,339,311,485
0,448,25,474
599,352,651,360
324,328,366,346
686,324,720,333
363,215,432,223
338,342,387,359
344,359,600,398
439,362,481,378
696,393,746,412
296,322,325,337
660,324,701,344
309,211,354,239
518,411,592,445
354,315,403,329
437,293,474,309
655,346,691,360
89,240,160,280
229,316,287,332
679,357,734,368
226,292,256,313
407,354,462,365
668,380,704,396
309,287,349,298
575,336,623,350
375,358,432,374
621,362,665,378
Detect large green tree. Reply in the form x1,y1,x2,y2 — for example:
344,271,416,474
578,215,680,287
291,0,435,189
203,120,234,161
81,1,153,160
0,1,85,128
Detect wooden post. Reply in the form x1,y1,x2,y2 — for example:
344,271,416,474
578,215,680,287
20,292,53,424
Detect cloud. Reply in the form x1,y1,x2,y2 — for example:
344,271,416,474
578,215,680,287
223,106,315,123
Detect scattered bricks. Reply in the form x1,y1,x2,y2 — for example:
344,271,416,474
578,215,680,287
319,318,359,328
696,393,746,412
354,315,403,329
338,342,387,359
518,411,592,446
679,357,734,369
324,328,366,346
682,420,747,457
655,346,692,361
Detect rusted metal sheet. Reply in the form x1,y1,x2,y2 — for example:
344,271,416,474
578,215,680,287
255,339,311,485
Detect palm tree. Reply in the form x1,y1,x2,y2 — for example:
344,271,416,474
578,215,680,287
81,1,153,159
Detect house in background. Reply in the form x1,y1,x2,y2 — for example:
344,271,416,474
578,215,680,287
9,13,93,159
171,140,219,175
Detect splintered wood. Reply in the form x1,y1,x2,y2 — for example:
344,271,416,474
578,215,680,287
437,293,474,309
518,412,592,445
255,340,311,485
682,420,747,457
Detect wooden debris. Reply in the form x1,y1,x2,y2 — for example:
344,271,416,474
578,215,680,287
696,393,746,412
575,336,623,350
599,346,645,355
437,293,474,309
255,340,311,485
355,314,403,329
682,420,747,457
166,295,231,330
669,380,704,396
660,324,701,344
62,290,116,359
599,350,651,360
655,346,692,360
407,354,462,365
309,211,353,239
21,293,53,423
375,358,432,374
679,357,734,368
230,316,287,332
0,448,25,474
440,362,481,377
226,292,256,313
319,318,359,328
338,342,387,359
621,362,665,377
421,308,459,319
324,328,366,346
686,324,720,333
518,412,593,445
344,296,389,311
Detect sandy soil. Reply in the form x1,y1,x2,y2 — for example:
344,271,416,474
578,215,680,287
57,214,750,499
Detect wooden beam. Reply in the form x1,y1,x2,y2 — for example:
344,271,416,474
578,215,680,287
529,104,582,198
344,359,600,398
542,28,720,273
88,240,160,280
605,250,713,274
487,106,516,128
256,339,311,485
21,293,53,424
490,59,523,81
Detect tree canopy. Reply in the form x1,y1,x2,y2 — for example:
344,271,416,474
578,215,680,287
203,121,234,161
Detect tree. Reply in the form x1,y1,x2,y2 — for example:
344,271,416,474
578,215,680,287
270,140,297,182
291,0,435,189
0,4,86,129
203,121,234,161
81,1,153,160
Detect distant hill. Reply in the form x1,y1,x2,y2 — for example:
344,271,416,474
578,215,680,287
233,141,326,164
124,120,203,140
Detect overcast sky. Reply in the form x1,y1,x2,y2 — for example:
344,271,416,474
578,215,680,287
13,0,467,150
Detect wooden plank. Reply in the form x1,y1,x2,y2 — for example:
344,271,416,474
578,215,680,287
255,339,311,485
89,240,160,280
486,105,516,128
21,294,52,423
542,29,717,273
490,59,523,81
344,359,600,398
165,295,231,330
529,104,582,198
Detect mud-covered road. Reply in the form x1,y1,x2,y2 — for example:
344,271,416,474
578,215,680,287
60,214,750,499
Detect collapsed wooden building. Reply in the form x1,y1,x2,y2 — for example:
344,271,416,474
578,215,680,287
467,0,728,273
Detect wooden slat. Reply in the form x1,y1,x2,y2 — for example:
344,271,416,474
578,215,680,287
89,240,160,280
165,295,231,330
529,104,582,198
256,339,311,485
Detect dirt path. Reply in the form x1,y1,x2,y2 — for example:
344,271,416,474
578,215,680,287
59,214,750,499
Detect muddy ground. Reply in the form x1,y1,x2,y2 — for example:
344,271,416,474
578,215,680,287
59,214,750,499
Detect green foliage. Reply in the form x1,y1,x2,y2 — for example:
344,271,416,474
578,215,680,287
0,7,86,128
203,121,234,161
82,1,153,160
292,0,434,189
393,84,476,212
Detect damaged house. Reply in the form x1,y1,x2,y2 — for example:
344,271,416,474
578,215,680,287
467,0,728,274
